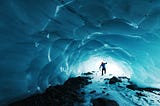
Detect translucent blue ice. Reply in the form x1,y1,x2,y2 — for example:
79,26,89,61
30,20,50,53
0,0,160,105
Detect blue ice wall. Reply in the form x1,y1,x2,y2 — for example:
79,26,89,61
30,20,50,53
0,0,160,105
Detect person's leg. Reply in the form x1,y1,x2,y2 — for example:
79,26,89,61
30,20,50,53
104,69,106,74
102,69,103,76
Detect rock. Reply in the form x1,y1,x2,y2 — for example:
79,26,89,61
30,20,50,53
81,92,85,95
91,98,119,106
109,77,122,84
118,76,129,80
90,90,96,94
142,87,160,92
102,91,105,94
82,72,93,75
105,82,108,84
136,92,145,97
9,76,90,106
109,74,112,76
127,84,160,91
64,76,91,90
126,84,139,90
106,93,109,96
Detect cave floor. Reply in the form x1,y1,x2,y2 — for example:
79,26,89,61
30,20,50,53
10,71,160,106
79,71,160,106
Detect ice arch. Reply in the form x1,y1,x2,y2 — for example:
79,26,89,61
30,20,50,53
77,56,132,78
0,0,160,105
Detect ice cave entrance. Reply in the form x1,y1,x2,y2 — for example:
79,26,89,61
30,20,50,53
77,56,132,79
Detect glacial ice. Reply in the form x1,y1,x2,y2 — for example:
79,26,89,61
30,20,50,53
0,0,160,105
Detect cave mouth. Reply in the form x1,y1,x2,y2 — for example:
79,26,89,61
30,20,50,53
76,56,132,79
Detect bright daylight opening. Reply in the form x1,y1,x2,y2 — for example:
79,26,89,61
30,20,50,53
77,56,132,79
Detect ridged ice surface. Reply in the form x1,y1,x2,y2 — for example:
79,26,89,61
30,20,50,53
0,0,160,105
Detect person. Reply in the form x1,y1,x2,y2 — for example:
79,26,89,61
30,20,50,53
99,62,107,76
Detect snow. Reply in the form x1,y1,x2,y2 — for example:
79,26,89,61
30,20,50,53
80,71,160,106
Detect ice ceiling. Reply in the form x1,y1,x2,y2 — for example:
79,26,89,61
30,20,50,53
1,0,160,104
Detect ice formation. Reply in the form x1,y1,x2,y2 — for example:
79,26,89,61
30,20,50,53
0,0,160,105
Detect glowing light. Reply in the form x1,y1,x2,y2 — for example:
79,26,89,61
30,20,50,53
77,56,132,79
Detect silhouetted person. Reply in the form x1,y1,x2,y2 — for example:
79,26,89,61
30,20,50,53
99,62,107,76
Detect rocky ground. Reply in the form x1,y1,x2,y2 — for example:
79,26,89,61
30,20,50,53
10,71,160,106
80,71,160,106
10,76,92,106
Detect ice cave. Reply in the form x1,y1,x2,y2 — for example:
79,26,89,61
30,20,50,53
0,0,160,106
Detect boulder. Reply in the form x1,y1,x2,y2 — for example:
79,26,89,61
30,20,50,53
109,77,122,84
91,98,119,106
